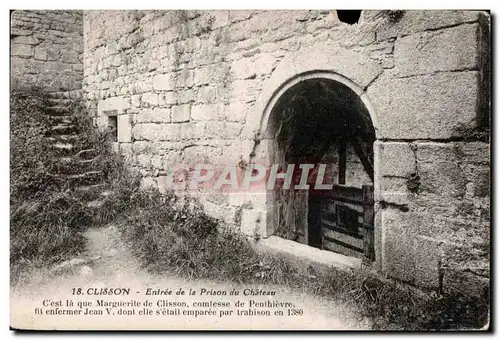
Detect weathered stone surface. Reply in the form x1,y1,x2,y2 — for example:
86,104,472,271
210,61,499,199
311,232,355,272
240,209,261,237
136,108,171,123
11,35,39,45
133,123,180,141
117,114,132,143
11,10,83,91
153,73,176,91
377,10,482,41
442,268,489,298
367,71,478,139
394,24,479,77
179,122,206,140
225,101,248,122
139,92,157,107
416,143,468,199
194,64,230,86
378,142,416,177
231,54,277,79
34,47,48,61
191,104,225,122
98,96,128,114
11,43,34,57
14,10,489,297
381,208,441,288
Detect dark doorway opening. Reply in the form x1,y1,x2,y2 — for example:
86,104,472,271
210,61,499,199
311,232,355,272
268,77,376,260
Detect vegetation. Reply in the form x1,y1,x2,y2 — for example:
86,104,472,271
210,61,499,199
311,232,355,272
10,91,84,279
122,189,489,330
10,90,140,282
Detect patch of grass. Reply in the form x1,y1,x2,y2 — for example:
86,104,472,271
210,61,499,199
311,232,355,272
289,268,489,330
121,189,489,330
121,189,289,283
11,91,489,330
10,91,141,281
10,91,83,280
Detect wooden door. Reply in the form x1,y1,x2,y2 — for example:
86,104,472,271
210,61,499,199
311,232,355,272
312,184,374,260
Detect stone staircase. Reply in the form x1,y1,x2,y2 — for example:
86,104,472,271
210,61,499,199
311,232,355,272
46,90,109,208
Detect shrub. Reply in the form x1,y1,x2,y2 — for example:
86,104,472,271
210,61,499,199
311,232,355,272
10,91,85,279
10,91,59,201
10,91,140,280
121,190,295,284
122,188,489,330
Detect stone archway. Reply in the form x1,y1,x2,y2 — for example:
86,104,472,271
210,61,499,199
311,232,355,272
250,44,382,262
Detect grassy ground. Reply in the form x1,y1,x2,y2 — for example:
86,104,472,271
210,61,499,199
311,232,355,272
10,91,489,330
10,91,139,281
119,188,489,330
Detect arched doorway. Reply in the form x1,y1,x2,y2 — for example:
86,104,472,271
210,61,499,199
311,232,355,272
265,76,376,260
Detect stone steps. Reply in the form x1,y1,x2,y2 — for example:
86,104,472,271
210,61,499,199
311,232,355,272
46,106,72,115
75,148,98,160
75,184,109,201
52,142,74,151
86,199,105,209
47,98,74,106
48,134,78,143
48,115,73,125
54,155,101,174
49,124,76,134
47,90,83,100
44,92,109,208
76,183,107,193
59,170,104,186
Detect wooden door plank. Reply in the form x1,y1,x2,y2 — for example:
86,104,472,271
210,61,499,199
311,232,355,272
362,185,375,260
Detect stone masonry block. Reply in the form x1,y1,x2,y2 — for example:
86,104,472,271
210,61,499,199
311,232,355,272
153,73,176,91
179,123,206,140
416,143,469,199
117,114,132,143
141,92,159,107
378,142,416,177
98,96,126,115
11,43,33,57
367,71,478,139
412,236,443,288
225,101,248,122
194,64,230,86
34,47,48,61
231,54,277,80
240,209,262,237
394,24,479,77
442,268,489,298
191,104,225,122
175,69,194,88
133,123,180,141
381,208,441,289
172,104,191,123
377,10,482,41
11,35,39,45
136,108,171,123
229,79,261,103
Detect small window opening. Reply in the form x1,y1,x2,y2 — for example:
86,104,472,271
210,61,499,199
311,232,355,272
108,115,118,142
336,10,362,25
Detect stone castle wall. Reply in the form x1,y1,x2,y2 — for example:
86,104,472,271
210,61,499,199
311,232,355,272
10,10,83,92
10,10,490,297
82,10,490,296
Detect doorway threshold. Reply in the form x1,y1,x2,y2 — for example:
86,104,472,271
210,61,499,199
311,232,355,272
256,236,362,271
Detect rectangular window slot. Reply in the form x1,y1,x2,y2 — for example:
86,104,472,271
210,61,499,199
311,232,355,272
107,115,118,142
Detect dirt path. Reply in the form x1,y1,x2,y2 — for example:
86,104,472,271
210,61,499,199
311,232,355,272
11,224,372,330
